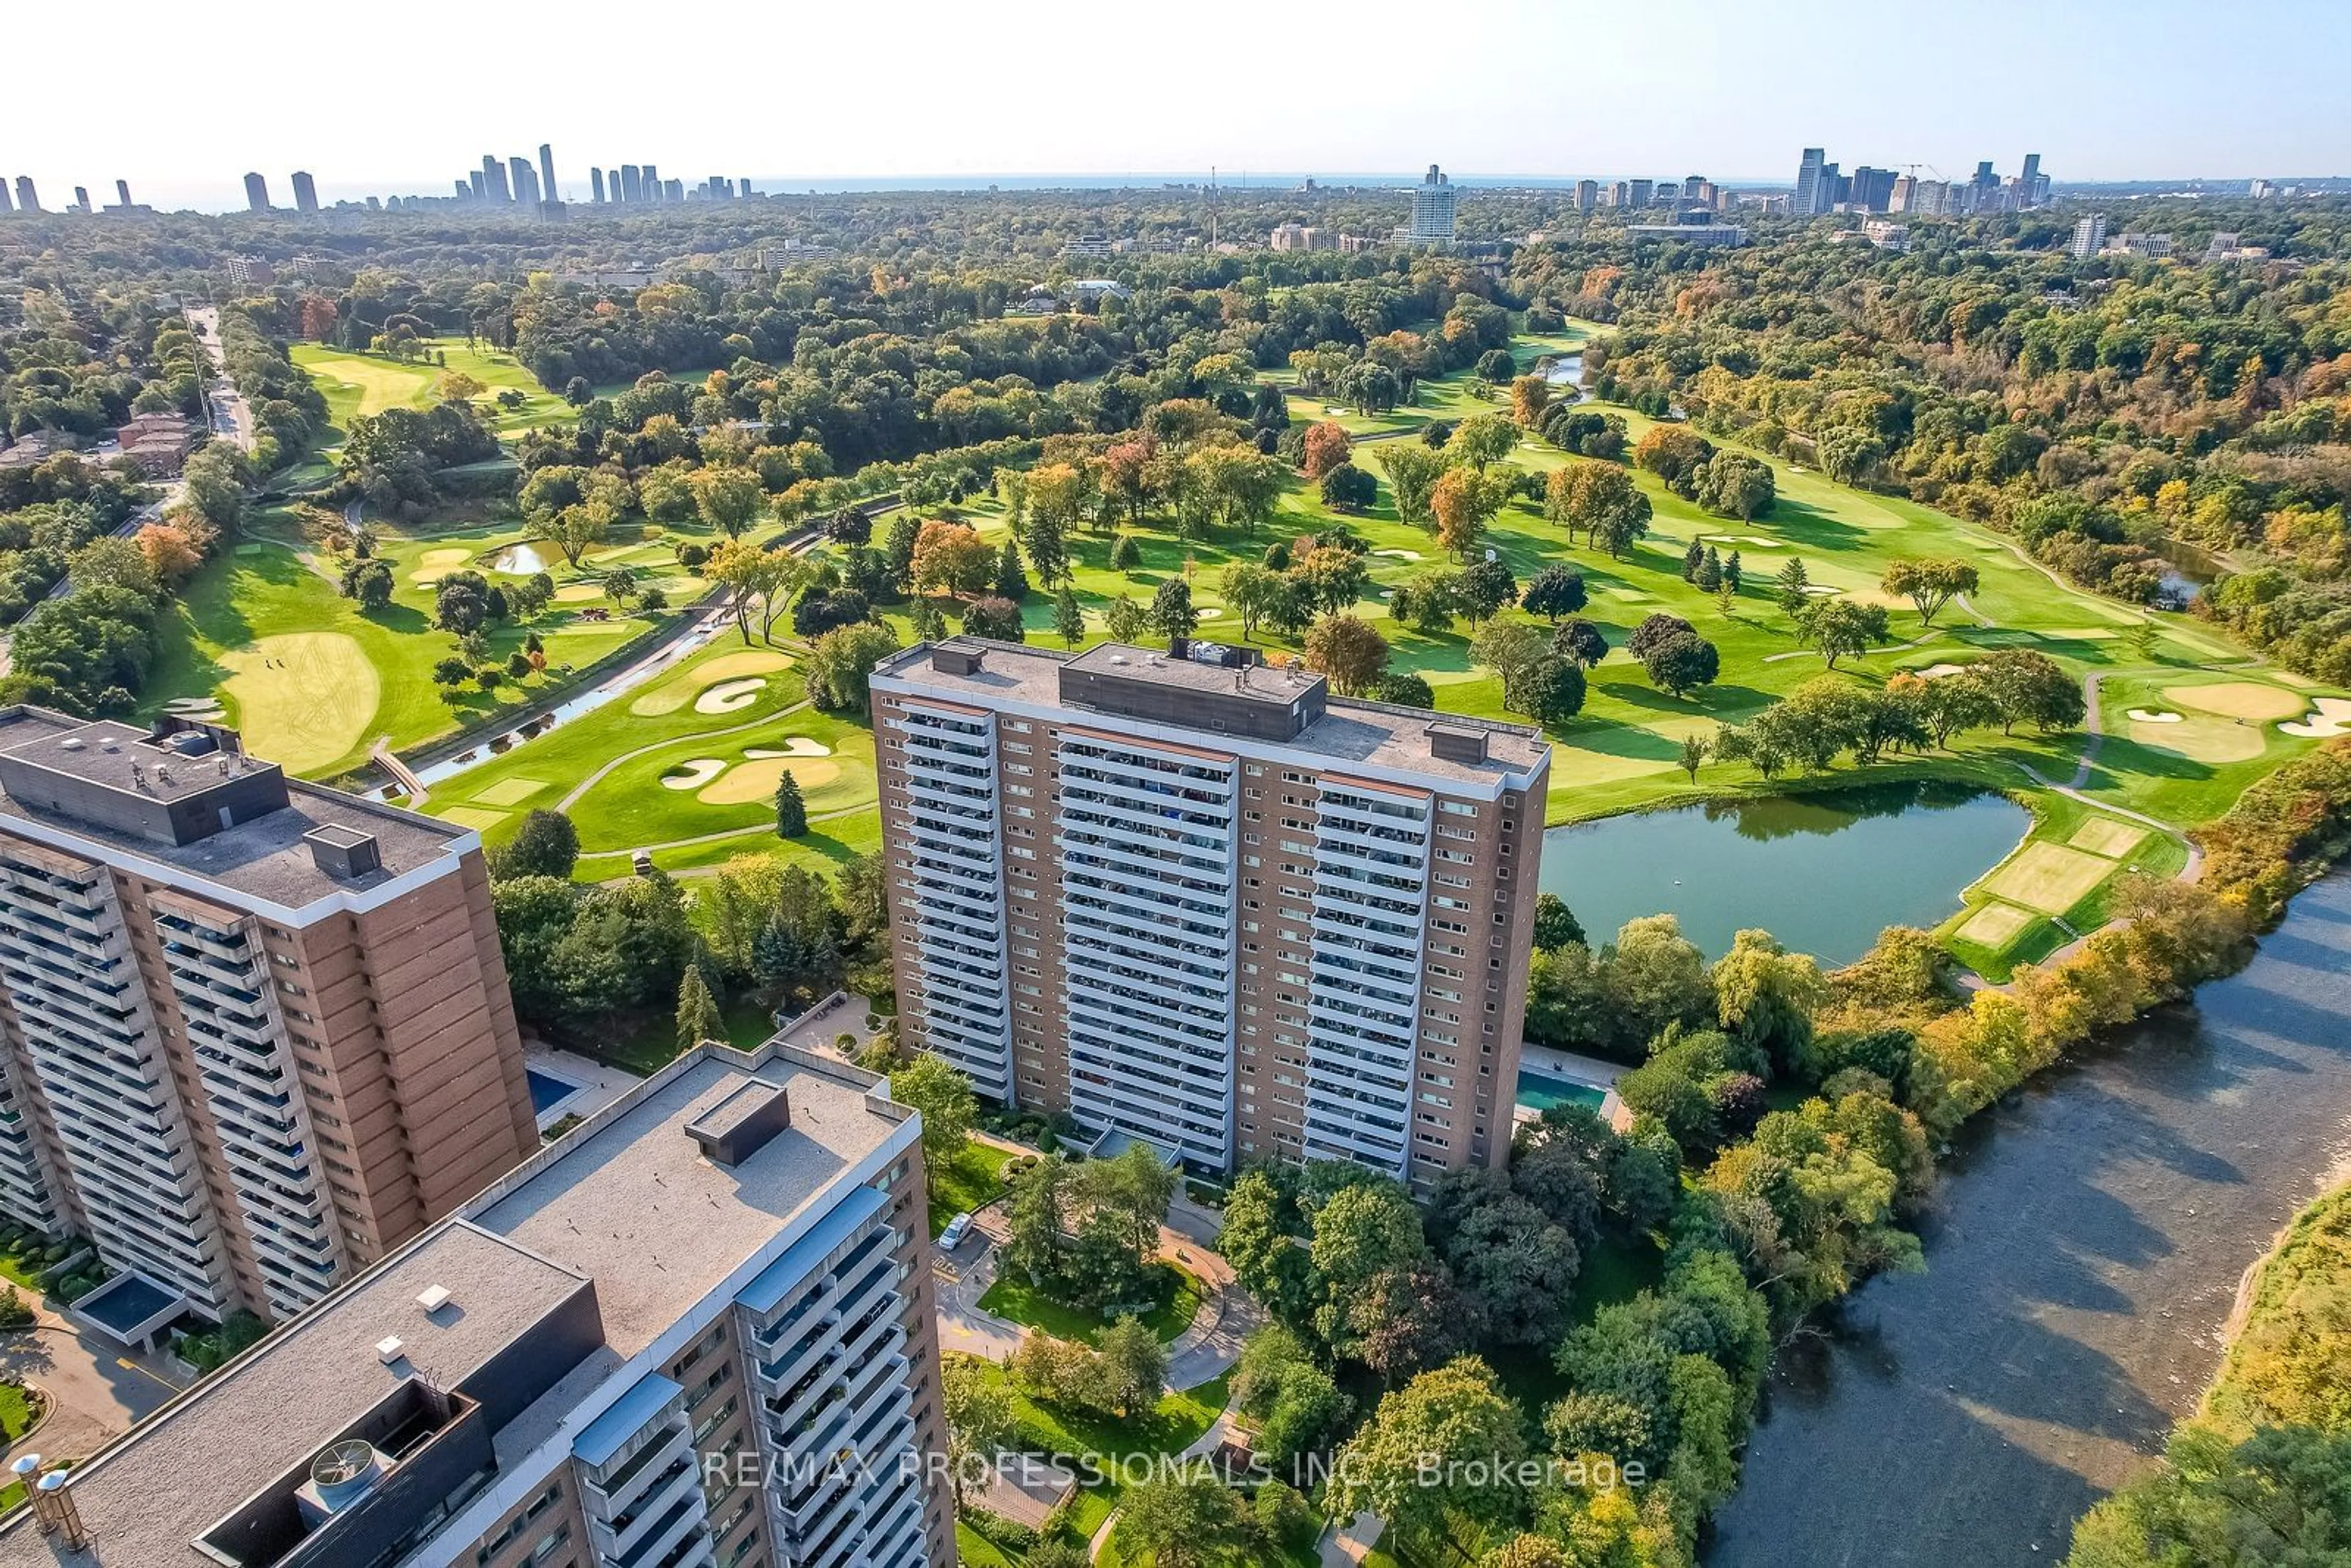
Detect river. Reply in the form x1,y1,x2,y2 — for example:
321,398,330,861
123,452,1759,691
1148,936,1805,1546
1707,871,2351,1566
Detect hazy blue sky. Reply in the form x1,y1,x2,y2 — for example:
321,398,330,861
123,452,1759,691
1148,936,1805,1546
9,0,2347,211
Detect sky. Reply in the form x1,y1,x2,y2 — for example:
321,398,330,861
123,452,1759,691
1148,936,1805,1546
7,0,2348,212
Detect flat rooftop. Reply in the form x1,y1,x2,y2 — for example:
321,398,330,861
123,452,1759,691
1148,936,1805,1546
0,708,469,912
877,639,1551,787
470,1051,904,1356
0,1046,912,1568
0,1223,588,1568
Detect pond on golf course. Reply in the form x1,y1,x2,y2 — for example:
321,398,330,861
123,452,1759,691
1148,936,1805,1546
1538,782,2032,964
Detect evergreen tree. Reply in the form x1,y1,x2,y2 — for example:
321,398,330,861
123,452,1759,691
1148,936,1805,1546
1694,546,1723,592
675,962,724,1050
775,771,808,838
1053,585,1086,648
912,599,948,642
1725,550,1744,590
1682,539,1706,582
1775,555,1812,614
1111,533,1143,572
994,537,1029,601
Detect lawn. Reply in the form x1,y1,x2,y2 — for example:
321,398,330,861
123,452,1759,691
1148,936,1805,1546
418,632,882,880
978,1259,1205,1344
931,1138,1016,1236
293,338,575,447
139,511,706,781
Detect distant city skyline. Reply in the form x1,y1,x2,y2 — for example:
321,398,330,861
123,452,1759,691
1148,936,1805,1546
7,0,2350,211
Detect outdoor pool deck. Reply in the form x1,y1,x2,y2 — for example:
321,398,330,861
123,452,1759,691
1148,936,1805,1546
1514,1045,1631,1133
522,1048,637,1134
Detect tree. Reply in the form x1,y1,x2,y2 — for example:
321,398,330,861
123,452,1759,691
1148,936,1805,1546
1303,615,1390,696
1473,619,1550,687
689,465,765,538
941,1356,1017,1509
1052,585,1086,647
339,557,395,609
436,369,486,404
1679,732,1712,782
1632,426,1714,489
1817,426,1886,486
1121,1473,1256,1568
1095,1316,1169,1417
989,537,1029,602
1148,579,1197,639
774,772,808,838
890,1055,978,1171
802,621,902,713
1221,562,1283,641
1331,1359,1529,1549
675,962,724,1050
1881,558,1981,626
1377,443,1450,526
1554,618,1610,668
1003,1155,1070,1285
1978,648,2086,733
1640,631,1720,696
1301,421,1352,480
1795,598,1892,667
1508,654,1587,725
1712,929,1828,1078
1534,894,1586,951
1457,560,1520,625
1431,467,1502,560
494,809,580,879
1310,1179,1432,1356
1321,461,1378,512
1109,531,1144,572
704,538,784,644
1553,463,1652,556
1521,564,1588,623
1368,672,1434,707
1105,595,1150,643
962,596,1025,641
1691,452,1776,520
910,522,997,598
1510,375,1551,428
1772,555,1813,615
1449,413,1520,470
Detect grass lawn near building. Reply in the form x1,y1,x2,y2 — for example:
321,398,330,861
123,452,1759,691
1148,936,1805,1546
930,1139,1016,1236
978,1259,1205,1345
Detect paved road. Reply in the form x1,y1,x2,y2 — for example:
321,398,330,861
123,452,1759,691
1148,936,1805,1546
0,1315,182,1466
183,306,257,455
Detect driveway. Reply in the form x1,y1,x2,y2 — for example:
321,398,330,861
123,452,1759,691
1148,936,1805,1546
0,1318,184,1463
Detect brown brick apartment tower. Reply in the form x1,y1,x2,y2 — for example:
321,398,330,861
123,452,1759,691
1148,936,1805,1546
871,639,1551,1191
0,709,536,1333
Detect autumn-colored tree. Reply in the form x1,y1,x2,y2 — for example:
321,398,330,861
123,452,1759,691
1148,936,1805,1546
909,522,999,599
436,370,487,404
1303,615,1391,696
1301,421,1353,481
1431,467,1502,560
1510,375,1551,428
135,523,204,586
1100,441,1154,523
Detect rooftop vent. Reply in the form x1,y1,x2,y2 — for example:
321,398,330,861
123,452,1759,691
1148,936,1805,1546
308,1440,380,1512
374,1335,405,1366
57,738,83,752
305,824,381,880
416,1285,451,1315
686,1079,793,1168
1427,722,1490,765
931,646,983,677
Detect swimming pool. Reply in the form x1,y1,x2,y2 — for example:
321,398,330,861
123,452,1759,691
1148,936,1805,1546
527,1068,579,1115
1516,1068,1607,1114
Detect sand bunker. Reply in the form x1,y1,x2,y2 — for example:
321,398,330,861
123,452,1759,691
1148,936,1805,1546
697,757,842,806
2166,681,2307,722
1700,535,1781,548
662,759,725,790
743,738,833,760
2127,708,2182,724
1373,548,1423,561
694,678,767,714
1914,664,1970,680
1800,583,1841,596
2281,697,2351,738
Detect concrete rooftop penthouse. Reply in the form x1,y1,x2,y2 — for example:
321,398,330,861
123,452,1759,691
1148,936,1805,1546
0,708,476,916
879,637,1550,789
0,1042,920,1568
